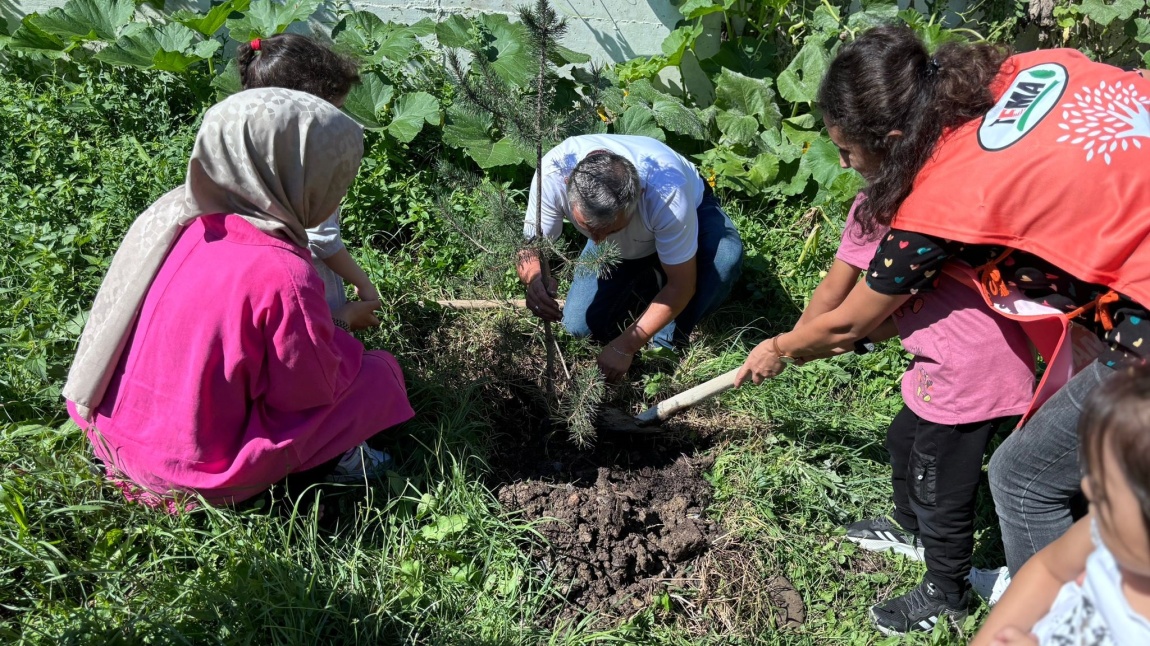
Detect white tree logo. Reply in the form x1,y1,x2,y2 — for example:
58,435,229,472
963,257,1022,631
1056,80,1150,164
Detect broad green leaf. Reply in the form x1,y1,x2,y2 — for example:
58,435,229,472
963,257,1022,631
821,168,866,205
1134,17,1150,44
387,91,440,142
333,12,434,65
714,68,782,130
478,14,534,87
802,136,851,189
848,3,899,31
212,58,244,97
33,0,134,42
785,113,818,129
614,106,665,140
660,23,702,66
225,0,322,42
652,98,705,138
748,152,780,187
550,44,591,66
151,50,201,73
173,0,251,37
443,107,530,168
6,15,69,56
342,71,395,129
95,23,208,70
1079,0,1144,26
678,0,724,20
777,159,812,196
808,4,841,34
435,14,472,48
700,147,757,195
716,111,759,146
421,514,468,541
777,40,829,105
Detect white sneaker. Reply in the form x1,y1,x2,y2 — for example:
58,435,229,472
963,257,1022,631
968,566,1011,606
326,442,393,483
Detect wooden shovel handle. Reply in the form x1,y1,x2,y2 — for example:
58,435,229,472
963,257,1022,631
434,299,565,310
635,367,741,424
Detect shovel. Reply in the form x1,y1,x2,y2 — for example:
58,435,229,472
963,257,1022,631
596,367,741,434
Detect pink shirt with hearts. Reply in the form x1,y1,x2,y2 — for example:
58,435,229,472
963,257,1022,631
836,196,1035,424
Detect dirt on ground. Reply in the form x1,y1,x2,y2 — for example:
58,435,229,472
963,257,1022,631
498,452,717,616
490,402,806,632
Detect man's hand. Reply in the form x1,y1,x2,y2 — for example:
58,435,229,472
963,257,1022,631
734,339,787,387
334,300,381,331
597,343,634,382
525,275,562,322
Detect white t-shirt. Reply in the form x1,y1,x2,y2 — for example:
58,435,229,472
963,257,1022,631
1031,520,1150,645
523,135,705,264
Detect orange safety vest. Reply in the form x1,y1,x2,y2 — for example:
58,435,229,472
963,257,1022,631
891,49,1150,420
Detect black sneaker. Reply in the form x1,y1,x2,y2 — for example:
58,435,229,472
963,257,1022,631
844,516,926,561
869,579,970,636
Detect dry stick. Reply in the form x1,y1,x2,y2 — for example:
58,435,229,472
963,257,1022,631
534,4,557,397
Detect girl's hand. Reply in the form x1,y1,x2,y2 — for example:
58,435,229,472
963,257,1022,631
355,283,380,303
734,339,787,387
989,627,1038,646
334,300,381,331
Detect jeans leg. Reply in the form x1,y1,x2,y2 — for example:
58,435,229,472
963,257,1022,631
909,415,1000,595
886,406,920,535
663,192,744,347
563,240,661,343
989,360,1114,575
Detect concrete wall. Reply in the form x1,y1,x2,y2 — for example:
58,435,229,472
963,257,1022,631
2,0,683,66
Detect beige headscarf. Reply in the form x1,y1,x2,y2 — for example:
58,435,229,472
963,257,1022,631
64,87,365,420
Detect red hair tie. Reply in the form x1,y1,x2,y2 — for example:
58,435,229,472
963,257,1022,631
250,38,261,52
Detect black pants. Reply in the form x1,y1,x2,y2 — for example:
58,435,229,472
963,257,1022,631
886,405,1004,596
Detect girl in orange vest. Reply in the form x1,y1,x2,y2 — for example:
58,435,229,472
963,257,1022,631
737,24,1150,634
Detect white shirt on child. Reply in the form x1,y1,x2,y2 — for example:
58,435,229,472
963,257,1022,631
306,209,346,311
523,135,705,264
1032,520,1150,645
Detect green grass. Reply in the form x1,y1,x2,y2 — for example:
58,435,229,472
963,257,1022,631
1,66,1006,644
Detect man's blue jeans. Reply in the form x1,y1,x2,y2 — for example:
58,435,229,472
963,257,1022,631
562,190,743,349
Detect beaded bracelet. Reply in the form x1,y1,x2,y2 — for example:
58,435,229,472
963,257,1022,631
333,318,351,332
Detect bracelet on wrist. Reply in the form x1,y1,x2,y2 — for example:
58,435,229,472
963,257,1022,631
607,343,633,357
333,318,351,332
771,335,795,365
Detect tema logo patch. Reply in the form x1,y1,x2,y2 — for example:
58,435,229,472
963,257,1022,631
978,63,1067,151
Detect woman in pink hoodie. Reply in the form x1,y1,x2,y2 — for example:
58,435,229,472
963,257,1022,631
63,87,414,509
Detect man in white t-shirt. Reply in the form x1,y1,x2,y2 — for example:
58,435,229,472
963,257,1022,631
517,134,744,380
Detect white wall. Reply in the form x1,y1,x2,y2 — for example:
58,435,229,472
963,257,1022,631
3,0,682,65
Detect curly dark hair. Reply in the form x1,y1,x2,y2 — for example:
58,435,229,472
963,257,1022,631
817,25,1010,235
237,33,360,104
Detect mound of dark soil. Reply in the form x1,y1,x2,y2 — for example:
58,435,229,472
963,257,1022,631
497,454,718,615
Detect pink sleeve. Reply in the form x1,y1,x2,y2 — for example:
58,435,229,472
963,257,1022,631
835,195,887,270
258,257,362,412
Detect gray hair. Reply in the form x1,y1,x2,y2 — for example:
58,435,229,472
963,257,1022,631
566,150,641,231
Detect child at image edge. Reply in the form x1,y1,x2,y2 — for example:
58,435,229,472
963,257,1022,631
238,34,379,311
972,365,1150,646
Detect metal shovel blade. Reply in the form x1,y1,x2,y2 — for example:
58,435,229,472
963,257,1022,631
596,367,741,434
